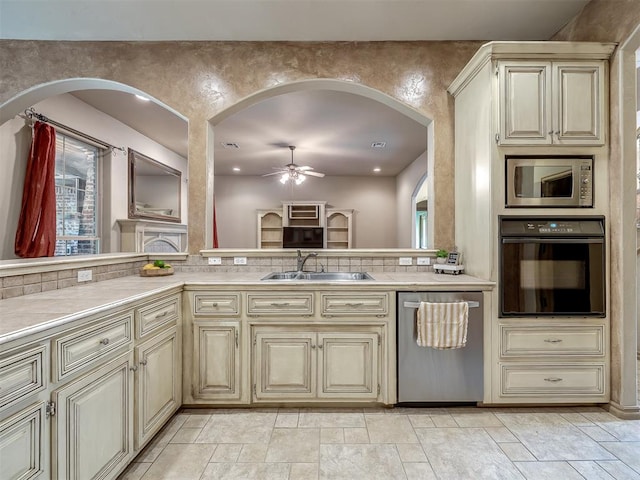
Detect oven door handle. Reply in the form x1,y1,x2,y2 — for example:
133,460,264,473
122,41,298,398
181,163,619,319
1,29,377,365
501,238,603,244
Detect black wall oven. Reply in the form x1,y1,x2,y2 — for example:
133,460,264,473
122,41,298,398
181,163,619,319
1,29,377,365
499,216,605,317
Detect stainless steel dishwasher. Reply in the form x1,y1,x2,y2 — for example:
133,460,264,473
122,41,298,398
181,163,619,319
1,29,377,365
397,291,483,404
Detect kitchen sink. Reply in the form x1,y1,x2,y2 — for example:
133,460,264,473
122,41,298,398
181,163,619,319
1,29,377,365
261,271,373,281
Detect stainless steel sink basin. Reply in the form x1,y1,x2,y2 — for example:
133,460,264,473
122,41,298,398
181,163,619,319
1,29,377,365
261,271,373,281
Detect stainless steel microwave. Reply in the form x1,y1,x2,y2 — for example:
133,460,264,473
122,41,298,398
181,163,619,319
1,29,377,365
505,155,593,207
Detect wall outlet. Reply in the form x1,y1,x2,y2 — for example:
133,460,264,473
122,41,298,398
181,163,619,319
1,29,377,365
208,257,222,265
233,257,247,265
417,257,431,265
77,270,92,282
398,257,412,266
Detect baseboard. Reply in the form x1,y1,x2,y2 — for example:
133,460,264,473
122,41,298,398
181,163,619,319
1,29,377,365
607,401,640,419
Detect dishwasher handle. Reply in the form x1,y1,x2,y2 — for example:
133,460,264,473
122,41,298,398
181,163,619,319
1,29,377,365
403,301,480,309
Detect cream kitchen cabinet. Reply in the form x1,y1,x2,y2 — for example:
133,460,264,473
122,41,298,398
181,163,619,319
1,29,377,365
132,293,182,450
183,291,246,404
0,342,50,480
0,401,48,480
192,321,242,401
498,60,606,145
133,326,181,449
493,320,609,403
51,352,134,480
252,327,380,401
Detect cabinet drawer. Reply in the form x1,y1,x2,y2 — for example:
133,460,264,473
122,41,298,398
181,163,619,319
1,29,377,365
500,325,605,357
321,292,388,316
0,345,47,411
53,312,133,382
193,294,241,316
500,364,605,397
247,293,313,316
136,294,181,338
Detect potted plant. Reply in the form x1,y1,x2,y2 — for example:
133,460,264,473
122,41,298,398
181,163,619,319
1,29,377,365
435,249,448,264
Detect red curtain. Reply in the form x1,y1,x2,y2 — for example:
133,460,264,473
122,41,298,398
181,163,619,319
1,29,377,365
15,121,57,258
212,198,219,248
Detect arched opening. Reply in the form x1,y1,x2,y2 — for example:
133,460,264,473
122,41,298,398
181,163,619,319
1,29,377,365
206,79,434,250
0,78,189,258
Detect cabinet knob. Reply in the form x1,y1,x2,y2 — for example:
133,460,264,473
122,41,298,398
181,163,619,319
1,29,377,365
99,338,110,346
311,344,316,349
318,344,323,349
139,359,148,366
130,365,138,372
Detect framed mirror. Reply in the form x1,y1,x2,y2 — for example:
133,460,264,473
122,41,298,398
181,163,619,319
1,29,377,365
128,148,181,223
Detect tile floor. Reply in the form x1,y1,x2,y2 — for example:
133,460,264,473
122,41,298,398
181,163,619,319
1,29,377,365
118,404,640,480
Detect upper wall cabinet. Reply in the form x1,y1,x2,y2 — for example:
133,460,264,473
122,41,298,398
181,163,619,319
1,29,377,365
498,60,606,146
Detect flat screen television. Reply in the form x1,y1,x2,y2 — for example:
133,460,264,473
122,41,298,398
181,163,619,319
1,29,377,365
282,227,324,248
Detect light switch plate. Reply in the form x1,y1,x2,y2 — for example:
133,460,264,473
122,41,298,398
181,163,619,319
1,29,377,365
398,257,412,266
77,270,92,282
233,257,247,265
208,257,222,265
417,257,431,265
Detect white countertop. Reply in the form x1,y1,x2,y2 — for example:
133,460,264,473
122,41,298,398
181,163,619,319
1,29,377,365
0,271,493,346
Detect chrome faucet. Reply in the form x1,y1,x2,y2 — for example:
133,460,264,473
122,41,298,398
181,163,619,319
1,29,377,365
296,249,318,272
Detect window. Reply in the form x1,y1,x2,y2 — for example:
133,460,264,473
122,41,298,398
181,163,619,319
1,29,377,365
54,133,101,256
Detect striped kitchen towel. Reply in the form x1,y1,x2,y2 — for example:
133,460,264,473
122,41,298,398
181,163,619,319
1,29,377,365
416,301,469,349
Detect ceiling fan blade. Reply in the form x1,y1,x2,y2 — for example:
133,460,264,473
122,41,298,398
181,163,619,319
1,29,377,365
305,171,325,178
262,171,285,177
298,166,313,171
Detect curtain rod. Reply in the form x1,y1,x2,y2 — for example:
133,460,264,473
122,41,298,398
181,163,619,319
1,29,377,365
23,107,126,154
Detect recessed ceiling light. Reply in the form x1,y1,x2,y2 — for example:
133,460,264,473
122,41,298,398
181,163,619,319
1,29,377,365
134,94,150,101
371,142,386,148
373,167,381,173
232,167,241,172
221,142,239,149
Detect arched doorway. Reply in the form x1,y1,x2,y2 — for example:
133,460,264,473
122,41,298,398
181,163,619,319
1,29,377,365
205,79,435,250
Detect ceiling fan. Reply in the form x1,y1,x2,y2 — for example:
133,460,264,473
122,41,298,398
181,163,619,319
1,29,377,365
262,145,325,185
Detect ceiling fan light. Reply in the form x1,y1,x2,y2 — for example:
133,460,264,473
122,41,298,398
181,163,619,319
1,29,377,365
295,174,306,185
280,173,289,184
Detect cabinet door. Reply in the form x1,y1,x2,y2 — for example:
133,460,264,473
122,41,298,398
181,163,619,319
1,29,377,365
498,62,552,145
52,353,133,480
254,332,315,399
318,333,379,399
193,322,241,401
0,402,47,480
135,327,181,450
552,62,604,145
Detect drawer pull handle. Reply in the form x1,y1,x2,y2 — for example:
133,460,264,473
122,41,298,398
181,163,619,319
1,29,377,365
99,338,110,346
544,339,563,344
155,311,168,319
270,302,290,307
139,360,147,366
345,302,364,307
544,377,563,383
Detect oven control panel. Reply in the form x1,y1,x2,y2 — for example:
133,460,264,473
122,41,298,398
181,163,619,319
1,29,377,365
500,217,605,237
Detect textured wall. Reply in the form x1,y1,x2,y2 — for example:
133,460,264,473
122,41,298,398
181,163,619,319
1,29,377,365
0,40,482,253
553,0,640,410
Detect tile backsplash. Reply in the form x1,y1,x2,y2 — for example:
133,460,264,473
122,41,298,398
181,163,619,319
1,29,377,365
0,253,434,300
